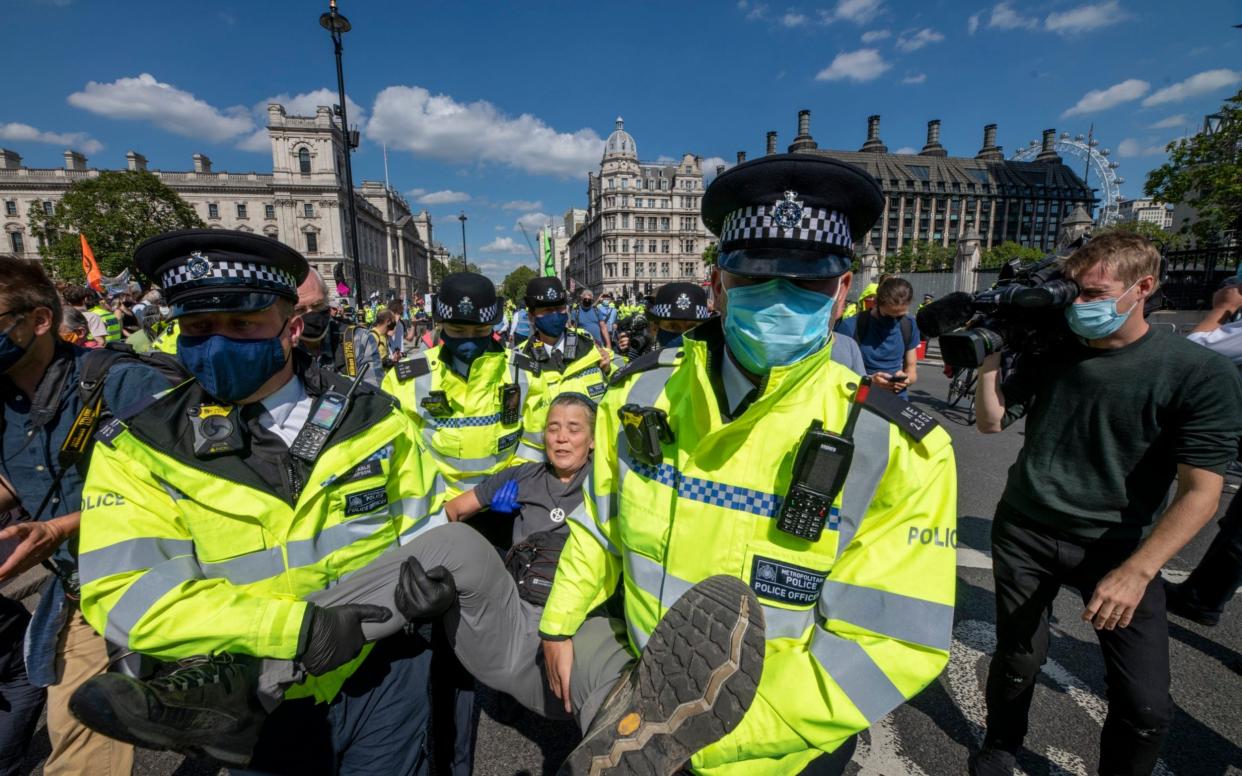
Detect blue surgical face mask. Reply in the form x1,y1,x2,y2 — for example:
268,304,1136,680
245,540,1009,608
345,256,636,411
534,311,569,338
1065,280,1140,339
442,334,491,366
179,321,290,402
722,279,835,373
0,315,28,373
656,328,684,347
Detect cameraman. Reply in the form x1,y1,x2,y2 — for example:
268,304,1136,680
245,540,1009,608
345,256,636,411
970,233,1242,776
615,283,712,359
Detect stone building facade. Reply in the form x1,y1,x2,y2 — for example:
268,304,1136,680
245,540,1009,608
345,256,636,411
0,104,432,298
1117,197,1173,229
567,119,714,300
747,111,1096,257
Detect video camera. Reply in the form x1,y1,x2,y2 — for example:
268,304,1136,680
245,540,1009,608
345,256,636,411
916,257,1079,368
618,312,654,359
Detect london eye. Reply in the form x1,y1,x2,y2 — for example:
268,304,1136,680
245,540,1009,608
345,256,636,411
1011,130,1124,226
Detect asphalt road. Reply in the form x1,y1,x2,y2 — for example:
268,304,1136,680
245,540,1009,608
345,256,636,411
22,353,1242,776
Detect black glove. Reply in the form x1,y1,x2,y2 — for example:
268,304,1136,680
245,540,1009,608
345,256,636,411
395,557,457,621
297,603,392,676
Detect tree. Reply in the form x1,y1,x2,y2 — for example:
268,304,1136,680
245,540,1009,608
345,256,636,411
980,241,1045,269
27,170,204,282
1144,89,1241,246
1092,219,1187,251
884,240,955,273
700,242,718,266
501,265,538,304
431,255,480,287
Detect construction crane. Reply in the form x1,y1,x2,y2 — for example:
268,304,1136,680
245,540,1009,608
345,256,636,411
516,223,541,263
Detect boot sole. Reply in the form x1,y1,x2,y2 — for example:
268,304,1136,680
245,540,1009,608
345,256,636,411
559,575,766,776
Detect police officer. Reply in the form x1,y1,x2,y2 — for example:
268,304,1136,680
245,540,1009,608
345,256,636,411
516,277,611,461
68,229,442,773
538,154,959,774
644,281,712,349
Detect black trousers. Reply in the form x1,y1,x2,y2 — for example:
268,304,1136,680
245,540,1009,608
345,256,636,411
1179,488,1242,617
984,504,1172,776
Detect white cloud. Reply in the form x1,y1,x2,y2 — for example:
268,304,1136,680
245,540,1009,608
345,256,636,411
503,199,542,211
1141,69,1242,107
894,146,918,155
67,73,253,142
415,189,471,205
1148,114,1187,130
815,49,890,82
366,85,604,178
967,12,982,34
700,157,732,183
1061,78,1150,117
480,236,529,255
1044,1,1126,35
987,2,1038,30
781,11,808,27
1117,138,1168,158
820,0,884,24
895,27,944,52
236,88,368,153
860,29,890,42
743,2,769,20
0,122,103,154
515,211,552,233
902,72,928,85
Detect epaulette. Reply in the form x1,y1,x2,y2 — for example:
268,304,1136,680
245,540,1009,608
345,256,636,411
859,385,939,443
512,351,539,375
394,356,431,382
94,417,125,448
609,346,680,386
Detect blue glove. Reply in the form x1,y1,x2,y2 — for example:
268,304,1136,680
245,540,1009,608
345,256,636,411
491,480,520,513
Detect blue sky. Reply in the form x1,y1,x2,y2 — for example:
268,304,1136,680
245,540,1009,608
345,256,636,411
4,0,1239,282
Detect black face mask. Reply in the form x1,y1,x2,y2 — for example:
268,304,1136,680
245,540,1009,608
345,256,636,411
300,310,330,341
581,300,593,309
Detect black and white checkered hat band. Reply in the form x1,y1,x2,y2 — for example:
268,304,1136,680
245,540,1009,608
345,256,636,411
162,259,296,293
649,303,710,320
719,207,852,252
435,299,498,322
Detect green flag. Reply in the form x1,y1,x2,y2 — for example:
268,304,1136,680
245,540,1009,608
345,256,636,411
541,228,556,277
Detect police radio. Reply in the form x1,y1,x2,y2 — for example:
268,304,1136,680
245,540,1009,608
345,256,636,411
774,378,869,542
500,384,521,425
290,364,370,463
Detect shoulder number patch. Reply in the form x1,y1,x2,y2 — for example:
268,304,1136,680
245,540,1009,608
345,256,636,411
395,358,430,382
860,385,938,442
750,556,827,606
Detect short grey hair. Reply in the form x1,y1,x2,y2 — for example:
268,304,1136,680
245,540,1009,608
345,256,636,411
548,392,597,431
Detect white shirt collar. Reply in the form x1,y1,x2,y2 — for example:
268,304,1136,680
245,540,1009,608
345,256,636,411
257,376,312,447
721,349,759,416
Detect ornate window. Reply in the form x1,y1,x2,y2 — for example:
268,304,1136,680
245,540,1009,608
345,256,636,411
298,147,311,174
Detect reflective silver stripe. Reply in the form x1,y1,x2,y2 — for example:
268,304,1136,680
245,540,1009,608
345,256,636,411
400,509,448,543
817,580,953,651
584,467,616,526
836,409,890,557
521,431,543,447
764,605,815,640
516,442,544,461
613,357,677,492
105,555,202,647
628,617,649,651
79,538,195,583
565,501,617,555
286,513,396,568
201,547,284,585
425,444,510,472
809,628,908,723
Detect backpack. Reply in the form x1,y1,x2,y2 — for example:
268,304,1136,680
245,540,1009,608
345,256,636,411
851,311,915,353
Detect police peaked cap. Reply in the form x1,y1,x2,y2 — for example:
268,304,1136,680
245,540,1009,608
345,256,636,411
647,282,711,322
701,154,884,279
434,272,503,325
524,277,568,309
134,228,309,318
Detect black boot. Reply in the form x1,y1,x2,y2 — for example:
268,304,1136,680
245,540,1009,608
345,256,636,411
558,575,766,776
69,654,265,765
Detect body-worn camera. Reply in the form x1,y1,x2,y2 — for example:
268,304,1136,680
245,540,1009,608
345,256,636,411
917,257,1079,368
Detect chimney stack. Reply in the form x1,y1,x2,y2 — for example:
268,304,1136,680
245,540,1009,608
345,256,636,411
0,149,22,170
63,150,87,171
736,151,747,164
788,109,818,152
920,119,947,157
192,153,212,174
766,131,778,155
716,165,726,177
126,151,148,172
1035,128,1061,162
975,123,1003,161
860,114,888,153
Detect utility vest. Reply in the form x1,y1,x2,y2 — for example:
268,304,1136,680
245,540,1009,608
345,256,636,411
517,329,609,461
90,305,122,342
382,345,530,497
151,319,179,355
77,367,442,703
541,320,958,775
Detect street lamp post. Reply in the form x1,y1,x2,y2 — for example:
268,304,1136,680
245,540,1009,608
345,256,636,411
458,211,468,272
320,0,364,307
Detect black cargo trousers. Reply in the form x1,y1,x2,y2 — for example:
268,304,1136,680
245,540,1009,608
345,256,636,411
983,502,1172,776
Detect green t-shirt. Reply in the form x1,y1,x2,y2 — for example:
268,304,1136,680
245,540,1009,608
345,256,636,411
1000,327,1242,539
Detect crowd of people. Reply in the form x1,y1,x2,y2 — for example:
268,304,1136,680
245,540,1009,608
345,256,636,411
0,150,1238,776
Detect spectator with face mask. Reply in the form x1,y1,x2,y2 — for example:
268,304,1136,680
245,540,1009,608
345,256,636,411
836,276,920,396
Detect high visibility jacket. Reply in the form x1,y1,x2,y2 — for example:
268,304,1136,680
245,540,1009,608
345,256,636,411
517,329,609,461
382,344,528,498
90,305,122,342
540,319,957,775
152,319,179,355
78,361,443,703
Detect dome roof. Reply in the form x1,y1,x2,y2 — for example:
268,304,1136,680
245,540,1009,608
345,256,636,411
604,117,636,160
